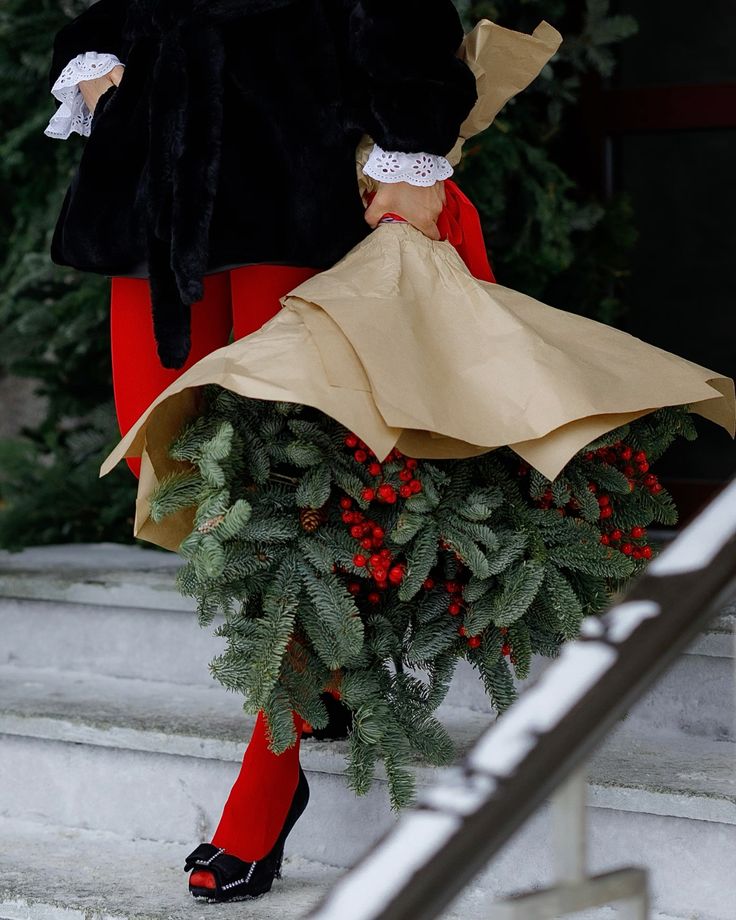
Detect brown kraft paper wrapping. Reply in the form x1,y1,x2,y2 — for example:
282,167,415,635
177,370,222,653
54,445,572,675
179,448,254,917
99,22,735,551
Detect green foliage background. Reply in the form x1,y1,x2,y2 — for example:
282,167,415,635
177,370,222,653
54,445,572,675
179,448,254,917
0,0,637,549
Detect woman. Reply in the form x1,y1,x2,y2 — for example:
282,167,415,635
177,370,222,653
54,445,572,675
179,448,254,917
46,0,478,902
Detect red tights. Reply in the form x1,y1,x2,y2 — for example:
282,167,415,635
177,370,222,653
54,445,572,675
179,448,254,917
111,263,318,477
110,264,317,870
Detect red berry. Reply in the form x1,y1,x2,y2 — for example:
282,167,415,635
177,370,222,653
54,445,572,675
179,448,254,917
445,581,460,594
373,568,388,582
368,462,382,477
399,469,413,482
399,484,412,499
631,526,645,539
354,449,367,464
621,543,634,555
634,451,647,463
588,482,598,493
502,643,511,656
389,566,405,585
361,488,376,502
620,446,633,460
458,626,467,637
599,506,613,519
598,495,610,507
638,461,650,473
339,497,353,510
584,452,594,461
611,529,623,541
448,602,462,616
410,479,422,494
633,549,643,560
394,449,404,459
345,435,358,449
468,636,482,649
350,525,363,539
341,511,354,524
600,534,610,546
360,538,373,551
651,483,663,494
378,484,396,502
348,582,361,595
369,554,382,568
372,526,385,541
405,458,418,470
623,465,635,477
368,592,381,604
353,554,367,568
641,545,653,559
644,474,658,487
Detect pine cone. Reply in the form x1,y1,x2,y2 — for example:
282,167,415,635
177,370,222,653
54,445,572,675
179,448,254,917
197,513,225,534
300,507,327,533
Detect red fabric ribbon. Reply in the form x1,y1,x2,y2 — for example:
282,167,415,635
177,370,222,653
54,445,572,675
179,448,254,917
367,178,495,283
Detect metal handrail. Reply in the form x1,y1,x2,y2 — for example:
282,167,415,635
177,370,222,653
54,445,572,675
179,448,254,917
306,478,736,920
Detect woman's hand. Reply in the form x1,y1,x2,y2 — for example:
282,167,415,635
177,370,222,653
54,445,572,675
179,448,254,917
79,64,125,114
364,180,447,241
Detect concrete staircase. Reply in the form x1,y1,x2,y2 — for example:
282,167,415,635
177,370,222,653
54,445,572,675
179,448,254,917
0,544,733,920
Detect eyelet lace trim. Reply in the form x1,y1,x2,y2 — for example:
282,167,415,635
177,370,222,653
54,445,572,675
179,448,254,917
363,143,454,187
45,52,123,140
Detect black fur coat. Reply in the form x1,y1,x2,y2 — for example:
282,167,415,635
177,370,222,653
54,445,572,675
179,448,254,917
49,0,477,367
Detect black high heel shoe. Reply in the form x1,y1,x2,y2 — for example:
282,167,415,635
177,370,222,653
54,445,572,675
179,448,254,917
306,691,353,741
184,765,310,901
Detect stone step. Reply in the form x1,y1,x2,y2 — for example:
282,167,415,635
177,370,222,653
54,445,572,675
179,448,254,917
0,818,686,920
1,545,733,741
0,817,343,920
2,544,732,650
0,665,734,919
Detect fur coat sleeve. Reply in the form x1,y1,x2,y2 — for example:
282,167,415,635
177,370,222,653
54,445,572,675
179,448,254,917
342,0,478,157
49,0,129,90
49,0,476,158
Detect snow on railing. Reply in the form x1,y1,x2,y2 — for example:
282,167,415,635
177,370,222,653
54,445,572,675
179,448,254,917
306,478,736,920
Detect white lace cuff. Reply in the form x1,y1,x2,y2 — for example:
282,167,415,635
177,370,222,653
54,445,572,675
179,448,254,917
362,143,454,187
45,52,124,140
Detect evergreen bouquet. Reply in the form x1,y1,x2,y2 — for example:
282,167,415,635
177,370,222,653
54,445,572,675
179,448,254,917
96,17,732,810
149,388,695,807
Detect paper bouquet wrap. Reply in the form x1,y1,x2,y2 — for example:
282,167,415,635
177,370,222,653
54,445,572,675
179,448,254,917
101,20,735,552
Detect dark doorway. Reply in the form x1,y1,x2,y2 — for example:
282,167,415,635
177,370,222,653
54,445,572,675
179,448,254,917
590,2,736,517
